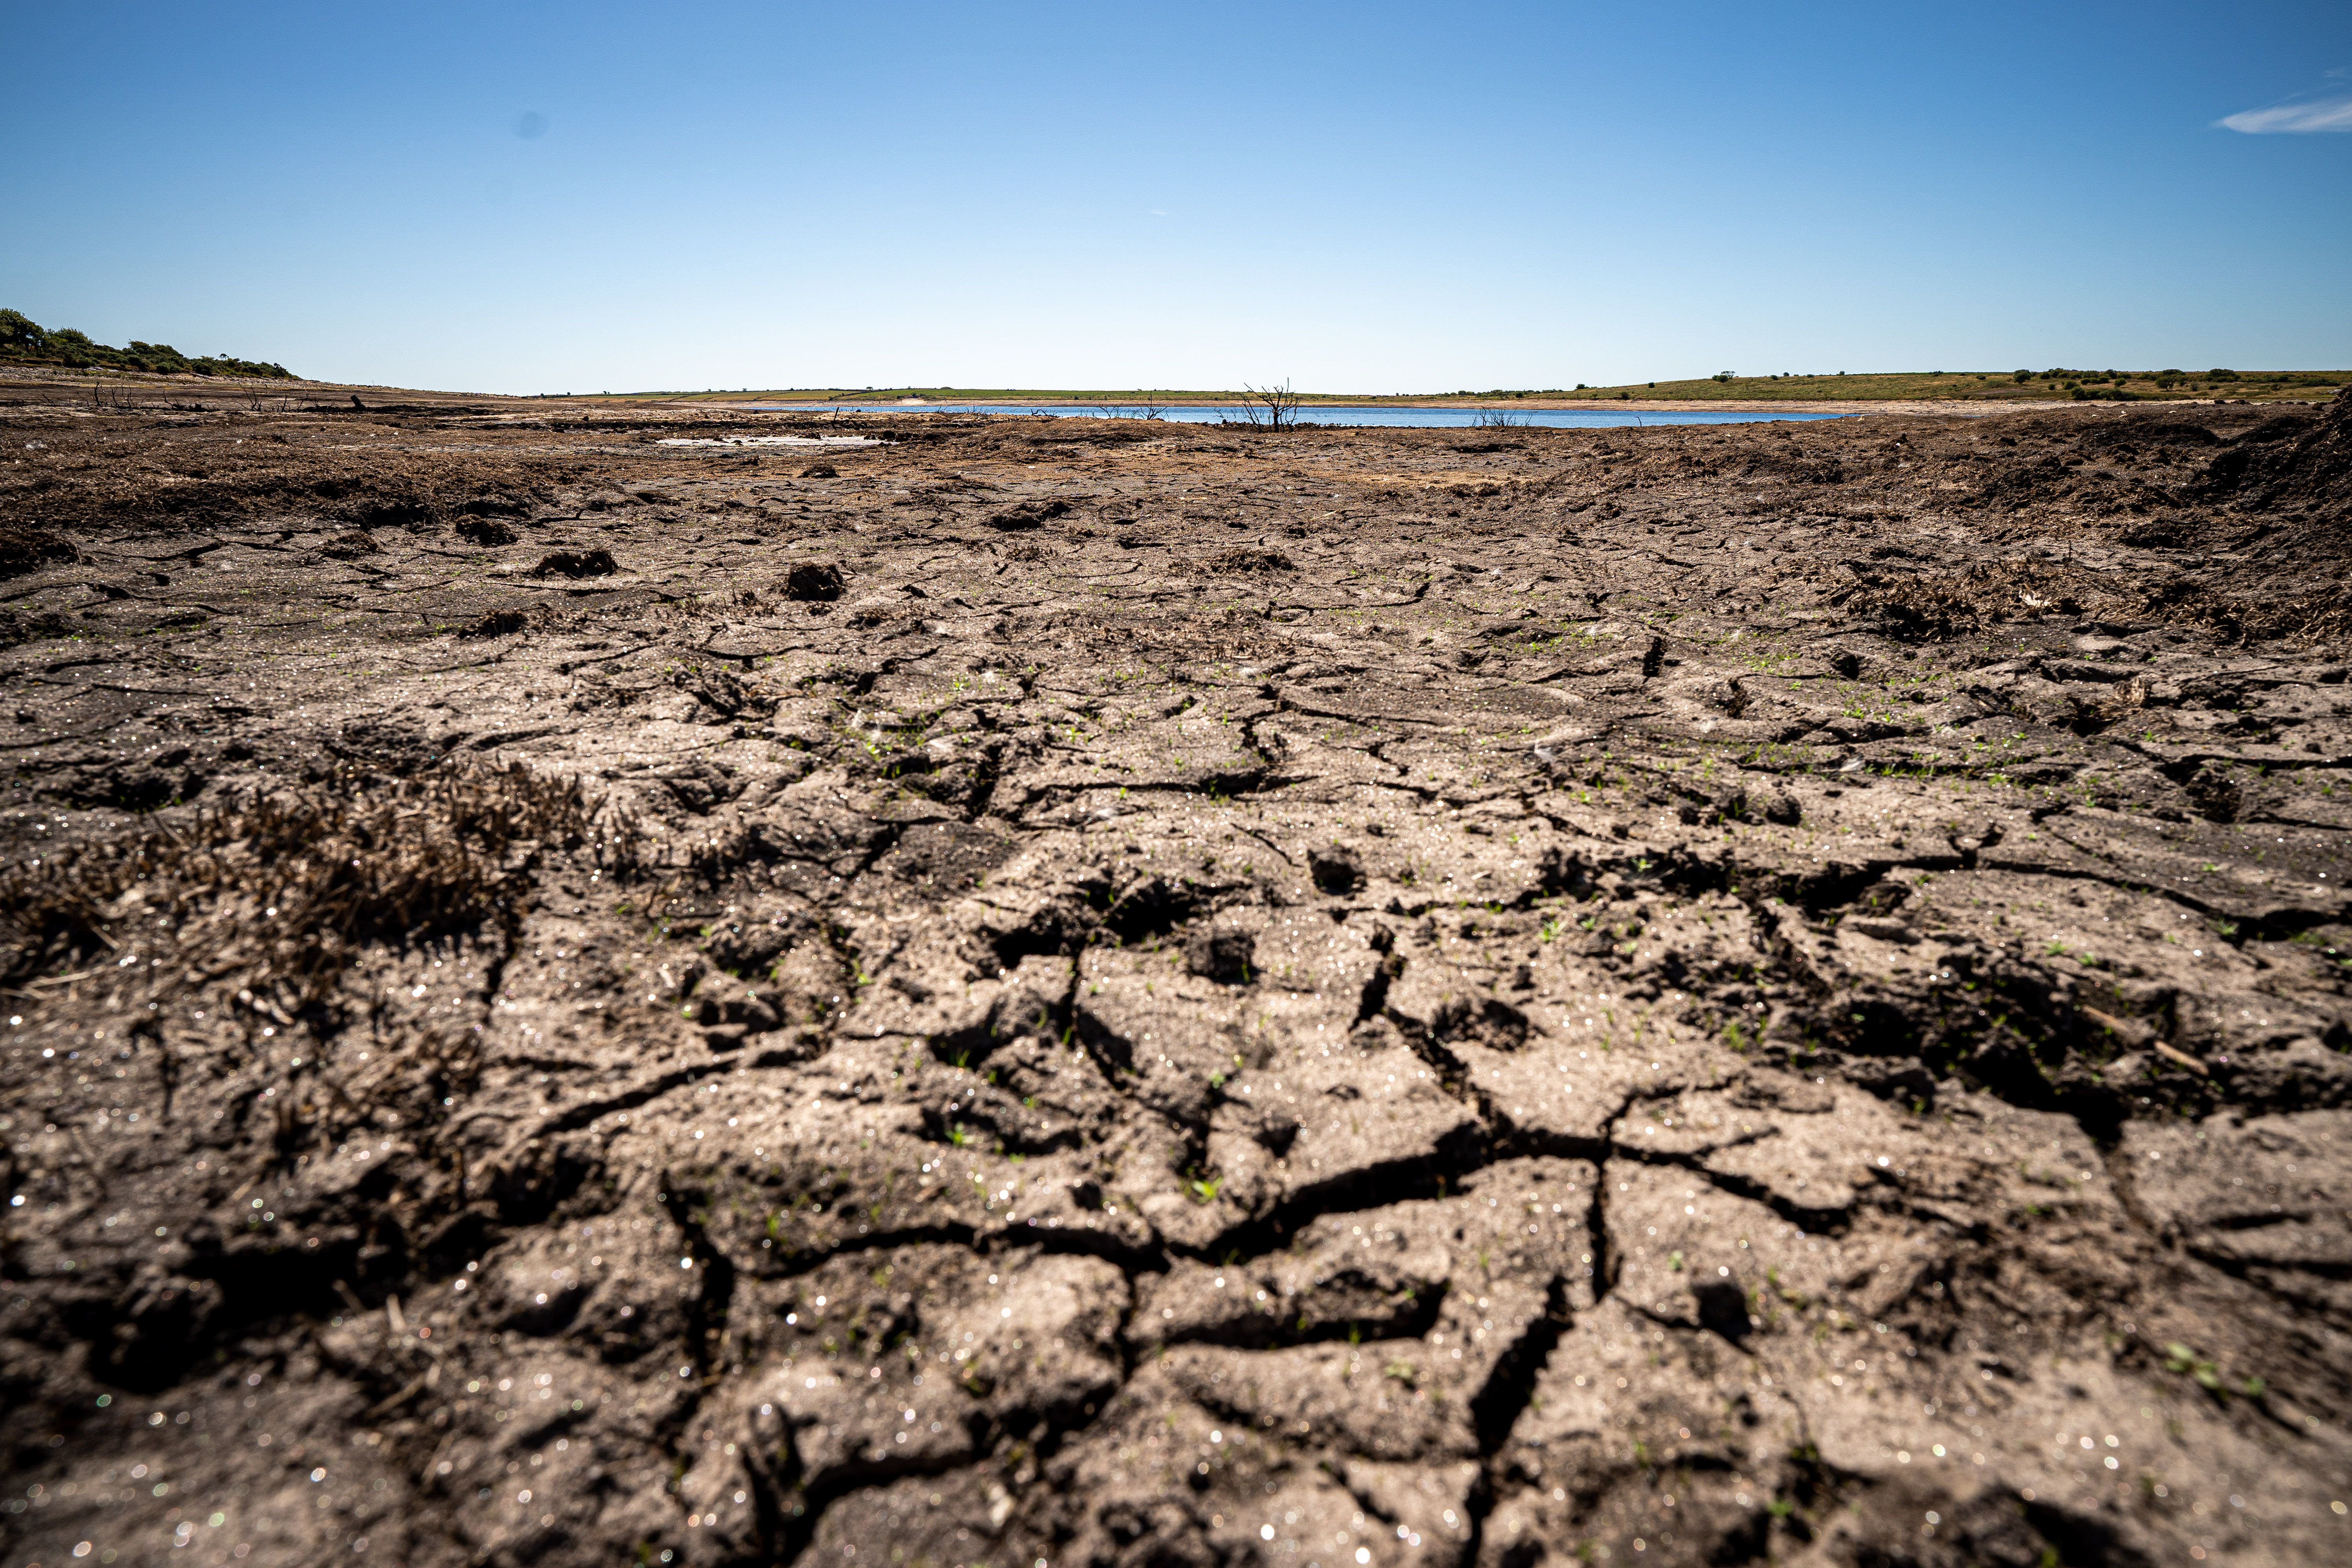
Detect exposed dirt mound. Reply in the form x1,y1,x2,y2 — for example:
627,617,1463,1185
456,515,519,546
532,547,617,578
460,607,531,639
0,524,77,576
983,497,1075,530
783,561,845,600
2246,382,2352,516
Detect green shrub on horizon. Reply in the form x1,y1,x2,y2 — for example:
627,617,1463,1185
0,307,296,379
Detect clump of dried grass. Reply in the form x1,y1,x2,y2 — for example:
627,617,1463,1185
1186,547,1295,575
1846,557,2350,651
1839,560,2087,640
0,764,623,995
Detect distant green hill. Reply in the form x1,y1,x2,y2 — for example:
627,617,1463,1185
0,307,296,380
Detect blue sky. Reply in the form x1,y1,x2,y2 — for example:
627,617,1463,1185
4,2,2347,393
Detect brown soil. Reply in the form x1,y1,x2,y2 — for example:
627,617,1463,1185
2,377,2350,1568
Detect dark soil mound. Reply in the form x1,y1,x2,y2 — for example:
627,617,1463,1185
784,561,846,600
2074,417,2221,452
456,515,518,546
532,547,618,577
1190,546,1295,574
459,608,530,639
2254,383,2352,512
345,495,440,530
0,524,77,577
2200,387,2349,516
983,498,1074,530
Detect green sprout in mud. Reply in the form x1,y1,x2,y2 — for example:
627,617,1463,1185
2165,1343,2263,1397
1188,1175,1223,1204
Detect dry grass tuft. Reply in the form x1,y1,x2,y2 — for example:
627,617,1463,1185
1188,547,1296,575
0,764,620,994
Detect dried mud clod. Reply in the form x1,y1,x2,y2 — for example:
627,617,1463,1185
0,385,2349,1568
783,561,846,601
460,607,532,639
532,547,618,578
1189,546,1296,575
983,498,1074,531
456,515,519,546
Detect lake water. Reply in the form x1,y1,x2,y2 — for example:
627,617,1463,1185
715,402,1850,430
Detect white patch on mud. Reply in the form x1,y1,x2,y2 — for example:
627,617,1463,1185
654,435,885,448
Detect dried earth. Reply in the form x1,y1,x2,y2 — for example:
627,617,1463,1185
3,380,2350,1568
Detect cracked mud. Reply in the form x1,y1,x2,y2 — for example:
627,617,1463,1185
4,382,2351,1567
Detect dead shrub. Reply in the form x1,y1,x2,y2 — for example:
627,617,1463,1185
2136,581,2352,650
1844,560,2086,640
0,764,618,996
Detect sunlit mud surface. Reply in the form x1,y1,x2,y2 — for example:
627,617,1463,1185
3,383,2350,1567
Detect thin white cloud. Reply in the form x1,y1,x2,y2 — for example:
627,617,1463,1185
2219,96,2352,134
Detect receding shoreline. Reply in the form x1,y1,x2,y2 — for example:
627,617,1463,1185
4,361,2337,417
662,395,2245,418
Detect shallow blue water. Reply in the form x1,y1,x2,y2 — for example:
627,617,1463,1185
722,402,1850,429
